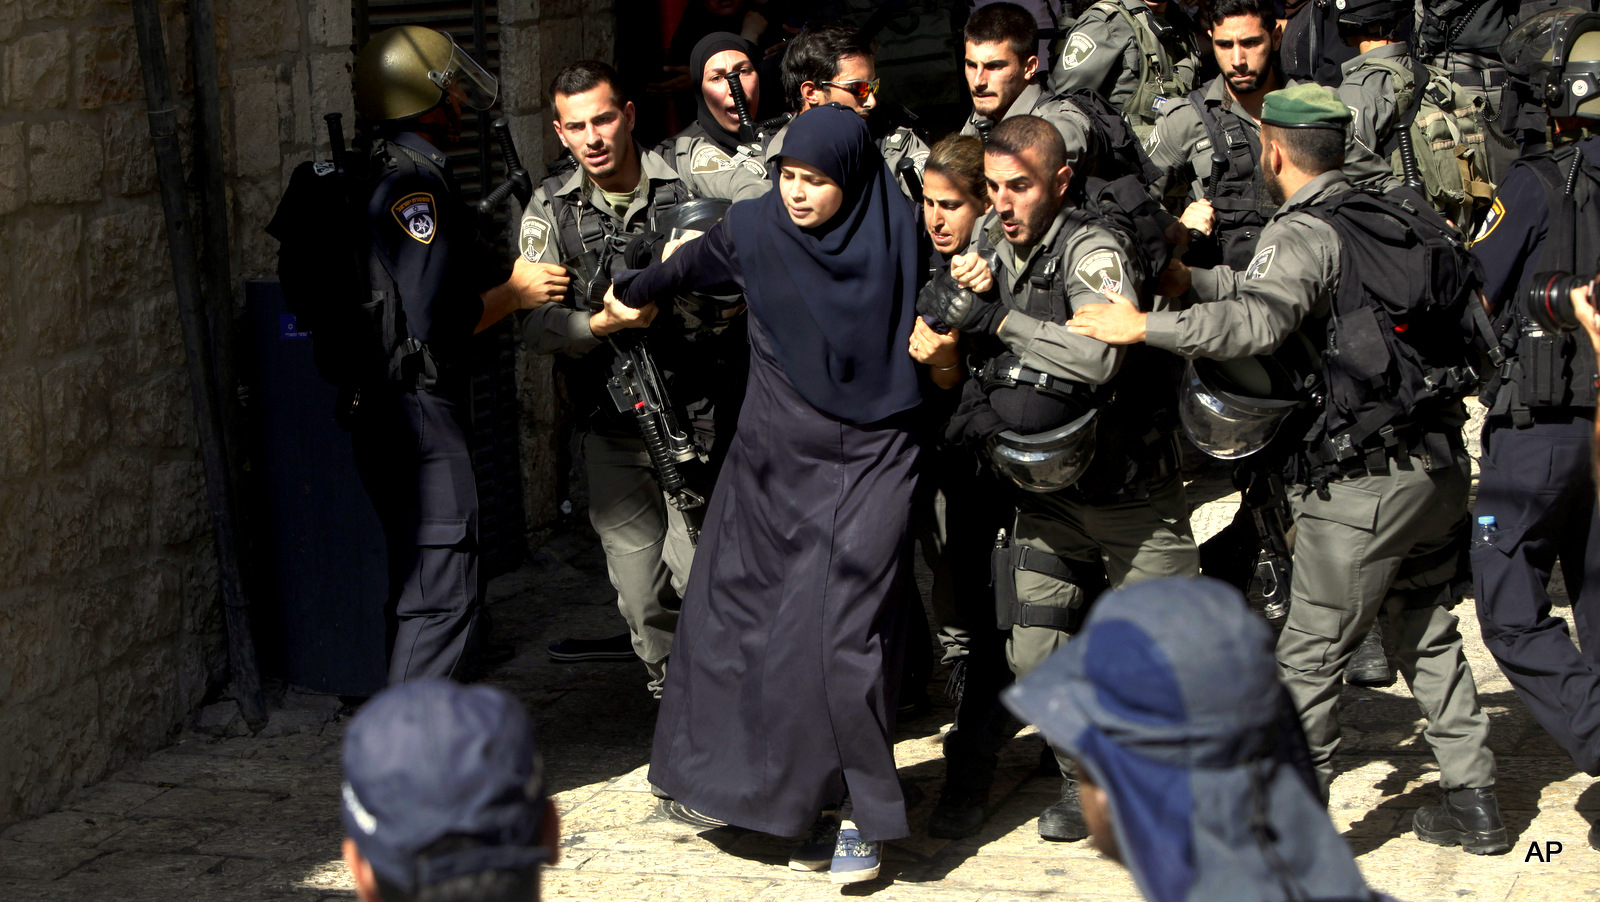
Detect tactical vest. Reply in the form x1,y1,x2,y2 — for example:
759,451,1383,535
1415,0,1522,62
1185,90,1277,271
968,214,1180,501
1355,54,1495,226
1293,188,1485,486
1483,145,1600,419
1094,0,1199,137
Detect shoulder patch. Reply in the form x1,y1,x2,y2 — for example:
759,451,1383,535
737,155,767,177
690,144,735,174
391,192,436,244
1059,32,1098,70
1075,249,1126,296
1246,245,1277,280
519,215,552,262
1143,128,1161,154
1470,197,1505,246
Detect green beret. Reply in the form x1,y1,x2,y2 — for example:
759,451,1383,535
1259,84,1352,130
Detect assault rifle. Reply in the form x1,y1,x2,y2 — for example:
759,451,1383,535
723,63,763,159
1246,470,1293,622
565,252,706,544
476,118,533,218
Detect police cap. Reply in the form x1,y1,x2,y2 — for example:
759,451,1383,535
1259,84,1353,131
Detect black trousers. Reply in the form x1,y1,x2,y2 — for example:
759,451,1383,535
1473,412,1600,776
351,388,480,684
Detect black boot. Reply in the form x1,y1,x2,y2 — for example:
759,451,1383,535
1345,622,1392,686
1413,786,1510,855
1589,819,1600,851
1038,777,1089,842
928,759,993,839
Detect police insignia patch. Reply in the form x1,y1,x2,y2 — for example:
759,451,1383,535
392,192,436,244
690,145,735,174
1471,198,1504,246
1246,245,1277,280
520,216,550,262
1076,249,1126,295
1060,33,1097,69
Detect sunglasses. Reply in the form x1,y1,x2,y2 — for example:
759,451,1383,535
821,78,881,102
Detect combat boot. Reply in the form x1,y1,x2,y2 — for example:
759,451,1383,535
1589,819,1599,852
1038,777,1089,842
928,754,995,839
1345,621,1392,686
1413,786,1510,855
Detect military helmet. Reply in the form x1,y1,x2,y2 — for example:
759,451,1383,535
1178,355,1305,460
1330,0,1406,27
988,408,1099,493
1503,7,1600,120
354,26,498,123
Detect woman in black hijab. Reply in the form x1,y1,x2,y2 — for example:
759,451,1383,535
613,104,921,882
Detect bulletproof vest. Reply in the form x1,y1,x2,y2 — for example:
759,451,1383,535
1486,145,1600,416
1415,0,1520,62
1296,187,1484,484
542,171,688,274
1184,90,1277,271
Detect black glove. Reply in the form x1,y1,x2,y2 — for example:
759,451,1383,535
917,270,1004,334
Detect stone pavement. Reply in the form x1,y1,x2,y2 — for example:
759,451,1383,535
4,419,1600,901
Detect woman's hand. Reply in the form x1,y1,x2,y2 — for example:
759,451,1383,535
949,251,994,294
909,318,963,389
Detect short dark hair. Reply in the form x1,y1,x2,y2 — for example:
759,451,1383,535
549,60,626,107
1205,0,1277,31
963,2,1038,63
986,115,1067,178
374,837,540,902
1266,123,1345,175
926,134,987,201
781,25,875,112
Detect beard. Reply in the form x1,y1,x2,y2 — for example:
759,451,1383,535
1262,163,1286,207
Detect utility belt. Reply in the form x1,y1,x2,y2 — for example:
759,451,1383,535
1484,327,1600,424
1296,423,1463,489
973,357,1084,405
1448,67,1509,90
992,533,1109,633
335,350,467,429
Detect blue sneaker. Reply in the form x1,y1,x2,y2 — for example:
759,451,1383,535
829,822,882,884
789,812,839,871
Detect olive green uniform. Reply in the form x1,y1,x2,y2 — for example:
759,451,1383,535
1143,169,1496,794
959,83,1097,171
519,147,722,696
660,132,770,204
1048,0,1201,138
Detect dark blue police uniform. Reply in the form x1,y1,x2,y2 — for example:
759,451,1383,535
1470,134,1600,776
353,132,497,684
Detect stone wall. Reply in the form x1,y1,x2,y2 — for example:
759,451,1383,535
0,0,223,828
501,0,615,535
0,0,608,829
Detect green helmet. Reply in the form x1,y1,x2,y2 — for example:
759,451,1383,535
1502,7,1600,120
353,26,498,123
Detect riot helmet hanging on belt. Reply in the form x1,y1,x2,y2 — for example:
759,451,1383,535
989,408,1101,493
1502,8,1600,121
354,26,499,124
1178,354,1306,460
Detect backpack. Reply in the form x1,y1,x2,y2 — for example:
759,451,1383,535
1358,54,1496,227
1055,88,1173,298
1081,0,1199,136
268,141,434,391
1300,186,1485,480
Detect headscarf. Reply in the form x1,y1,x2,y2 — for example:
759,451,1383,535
1004,577,1378,902
688,32,755,154
724,104,921,425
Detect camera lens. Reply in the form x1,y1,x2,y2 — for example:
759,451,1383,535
1524,271,1587,332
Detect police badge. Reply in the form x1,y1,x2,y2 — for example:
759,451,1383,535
392,192,437,244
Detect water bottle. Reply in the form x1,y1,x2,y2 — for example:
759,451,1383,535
1472,515,1499,549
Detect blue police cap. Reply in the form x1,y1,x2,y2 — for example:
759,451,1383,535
341,679,549,893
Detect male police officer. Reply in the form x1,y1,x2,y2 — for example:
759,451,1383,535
271,27,563,684
1049,0,1203,140
660,34,771,204
1469,9,1600,850
765,24,930,201
961,3,1097,168
930,114,1200,842
520,62,747,697
1070,85,1509,855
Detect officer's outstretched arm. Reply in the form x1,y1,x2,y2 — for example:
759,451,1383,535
477,257,569,332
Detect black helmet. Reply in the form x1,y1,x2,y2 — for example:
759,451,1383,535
988,408,1099,493
1503,7,1600,120
1331,0,1407,27
1178,355,1305,460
